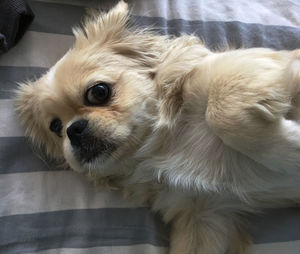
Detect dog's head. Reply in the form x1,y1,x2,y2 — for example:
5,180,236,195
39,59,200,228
15,1,210,178
14,1,163,176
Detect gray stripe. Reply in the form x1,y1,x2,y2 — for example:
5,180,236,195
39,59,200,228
0,205,299,253
0,67,47,99
0,208,169,254
25,1,300,50
0,137,60,174
28,0,85,35
252,240,300,254
249,207,300,244
133,17,300,50
33,0,300,27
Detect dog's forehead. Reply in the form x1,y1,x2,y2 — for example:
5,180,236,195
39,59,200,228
36,47,125,112
49,47,125,89
51,50,93,85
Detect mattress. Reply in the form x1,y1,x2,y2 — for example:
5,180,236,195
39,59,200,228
0,0,300,253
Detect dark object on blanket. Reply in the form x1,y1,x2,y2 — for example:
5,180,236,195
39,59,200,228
0,0,34,54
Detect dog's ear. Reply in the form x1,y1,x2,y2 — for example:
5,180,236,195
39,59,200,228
155,39,211,129
73,1,164,69
14,81,62,159
15,82,42,144
73,1,129,47
156,70,194,129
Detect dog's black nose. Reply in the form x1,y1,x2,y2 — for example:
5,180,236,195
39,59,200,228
67,119,88,147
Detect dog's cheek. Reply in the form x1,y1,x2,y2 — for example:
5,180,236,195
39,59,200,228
62,139,86,173
87,112,132,141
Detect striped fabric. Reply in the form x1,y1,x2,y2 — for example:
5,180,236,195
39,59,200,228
0,0,300,253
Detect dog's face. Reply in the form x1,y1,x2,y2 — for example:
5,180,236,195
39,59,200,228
15,1,160,176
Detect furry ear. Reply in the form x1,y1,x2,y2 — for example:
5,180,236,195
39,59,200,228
14,82,62,159
156,74,187,129
15,82,41,142
289,49,300,87
155,38,211,129
73,1,129,47
73,1,165,69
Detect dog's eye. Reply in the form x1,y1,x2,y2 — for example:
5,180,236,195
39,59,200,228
50,118,63,137
85,83,111,106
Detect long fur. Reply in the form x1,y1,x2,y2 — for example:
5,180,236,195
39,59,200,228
14,1,300,253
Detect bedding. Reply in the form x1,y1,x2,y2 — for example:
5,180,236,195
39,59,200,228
0,0,34,54
0,0,300,253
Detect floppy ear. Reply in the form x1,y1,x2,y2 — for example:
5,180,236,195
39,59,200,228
155,38,211,129
73,1,129,47
15,82,42,143
156,76,184,128
156,70,194,129
14,81,63,159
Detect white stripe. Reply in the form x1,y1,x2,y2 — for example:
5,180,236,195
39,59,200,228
0,170,140,217
0,99,23,137
251,240,300,254
0,31,74,68
35,0,300,27
26,245,168,254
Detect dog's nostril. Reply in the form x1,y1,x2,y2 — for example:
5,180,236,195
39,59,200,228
67,119,88,146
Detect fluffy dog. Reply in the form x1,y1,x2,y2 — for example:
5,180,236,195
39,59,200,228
15,1,300,253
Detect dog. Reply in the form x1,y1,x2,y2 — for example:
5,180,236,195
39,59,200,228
14,1,300,253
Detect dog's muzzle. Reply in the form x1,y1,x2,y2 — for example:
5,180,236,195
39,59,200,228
67,119,117,163
67,119,89,147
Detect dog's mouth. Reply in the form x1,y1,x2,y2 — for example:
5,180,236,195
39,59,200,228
72,136,118,163
65,119,118,164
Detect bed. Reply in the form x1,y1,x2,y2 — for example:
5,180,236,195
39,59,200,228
0,0,300,253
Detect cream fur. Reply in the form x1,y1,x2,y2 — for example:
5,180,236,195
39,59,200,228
14,1,300,253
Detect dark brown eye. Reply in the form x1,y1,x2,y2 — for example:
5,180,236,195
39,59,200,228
85,83,111,106
50,118,63,137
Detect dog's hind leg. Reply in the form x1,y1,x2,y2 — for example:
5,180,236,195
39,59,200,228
154,191,251,254
167,201,251,254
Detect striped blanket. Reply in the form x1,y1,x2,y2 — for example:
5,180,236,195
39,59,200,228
0,0,300,253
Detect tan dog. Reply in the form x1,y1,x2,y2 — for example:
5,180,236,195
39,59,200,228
15,1,300,253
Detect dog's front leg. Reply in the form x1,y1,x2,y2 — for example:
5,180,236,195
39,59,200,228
204,50,300,175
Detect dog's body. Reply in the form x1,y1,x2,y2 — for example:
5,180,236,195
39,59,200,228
15,2,300,253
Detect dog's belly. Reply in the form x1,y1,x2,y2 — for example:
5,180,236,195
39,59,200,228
138,116,300,205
